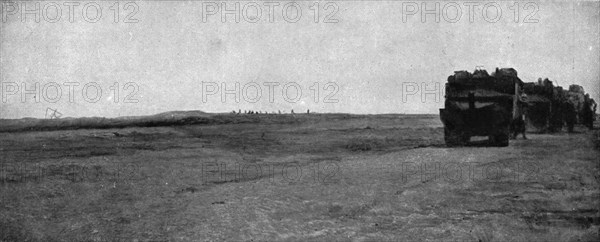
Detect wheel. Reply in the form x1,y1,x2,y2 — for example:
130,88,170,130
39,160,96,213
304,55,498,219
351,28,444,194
493,133,509,147
461,134,470,144
445,127,465,147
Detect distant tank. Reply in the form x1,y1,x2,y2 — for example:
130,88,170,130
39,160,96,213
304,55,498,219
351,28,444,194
440,67,524,147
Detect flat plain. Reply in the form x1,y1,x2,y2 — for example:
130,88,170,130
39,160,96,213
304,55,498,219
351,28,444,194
1,113,598,241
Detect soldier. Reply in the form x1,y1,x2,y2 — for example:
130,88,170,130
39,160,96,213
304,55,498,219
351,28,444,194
564,101,577,133
549,87,564,132
582,94,594,130
592,98,598,119
511,117,527,139
511,93,528,139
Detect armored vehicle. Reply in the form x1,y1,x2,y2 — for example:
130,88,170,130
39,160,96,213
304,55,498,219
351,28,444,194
440,67,524,147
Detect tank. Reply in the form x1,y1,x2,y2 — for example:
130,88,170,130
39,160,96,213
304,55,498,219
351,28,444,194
440,67,524,147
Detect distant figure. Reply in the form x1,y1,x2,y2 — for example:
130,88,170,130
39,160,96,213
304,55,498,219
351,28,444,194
592,98,598,122
291,109,294,114
582,94,594,130
239,109,241,114
549,88,565,133
564,101,577,133
511,94,528,139
511,116,527,140
307,109,310,114
278,110,281,114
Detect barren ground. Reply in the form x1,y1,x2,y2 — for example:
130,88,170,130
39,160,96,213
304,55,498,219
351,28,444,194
1,114,598,241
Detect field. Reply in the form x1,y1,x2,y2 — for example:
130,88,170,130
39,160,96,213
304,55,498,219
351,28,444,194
1,113,599,241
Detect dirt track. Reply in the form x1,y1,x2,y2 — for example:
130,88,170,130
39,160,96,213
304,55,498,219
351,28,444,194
1,114,598,241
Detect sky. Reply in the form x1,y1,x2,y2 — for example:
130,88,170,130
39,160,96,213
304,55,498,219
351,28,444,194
1,0,599,119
